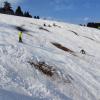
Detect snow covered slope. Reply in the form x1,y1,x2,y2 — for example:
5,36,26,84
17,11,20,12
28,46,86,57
0,14,100,100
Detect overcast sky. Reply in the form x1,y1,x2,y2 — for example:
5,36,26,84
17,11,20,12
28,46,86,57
0,0,100,24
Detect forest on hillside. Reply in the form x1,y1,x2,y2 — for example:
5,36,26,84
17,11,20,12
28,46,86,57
0,1,40,19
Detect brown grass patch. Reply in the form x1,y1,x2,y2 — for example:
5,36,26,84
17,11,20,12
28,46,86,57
28,61,55,77
39,27,50,32
28,60,74,84
52,42,73,53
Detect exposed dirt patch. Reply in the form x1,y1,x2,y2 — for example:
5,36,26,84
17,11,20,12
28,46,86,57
28,60,74,84
15,26,34,36
39,27,50,32
28,61,55,77
15,26,28,32
52,42,73,53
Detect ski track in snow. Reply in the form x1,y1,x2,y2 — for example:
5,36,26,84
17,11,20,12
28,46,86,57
0,14,100,100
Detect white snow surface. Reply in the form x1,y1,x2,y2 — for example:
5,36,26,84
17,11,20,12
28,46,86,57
0,14,100,100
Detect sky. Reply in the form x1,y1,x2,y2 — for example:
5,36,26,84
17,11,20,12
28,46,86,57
0,0,100,24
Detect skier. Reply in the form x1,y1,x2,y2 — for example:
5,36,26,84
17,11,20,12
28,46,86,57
18,31,23,42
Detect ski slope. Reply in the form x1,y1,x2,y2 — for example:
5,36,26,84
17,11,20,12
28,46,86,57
0,14,100,100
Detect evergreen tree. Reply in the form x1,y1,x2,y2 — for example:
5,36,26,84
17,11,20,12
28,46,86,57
3,1,14,15
37,16,40,19
24,12,27,16
24,11,32,18
0,7,4,13
34,16,37,19
4,1,11,10
34,16,40,19
15,6,23,16
0,1,32,17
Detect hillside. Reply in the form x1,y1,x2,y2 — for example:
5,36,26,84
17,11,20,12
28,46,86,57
0,14,100,100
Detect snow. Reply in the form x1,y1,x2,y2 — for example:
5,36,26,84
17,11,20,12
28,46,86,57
0,14,100,100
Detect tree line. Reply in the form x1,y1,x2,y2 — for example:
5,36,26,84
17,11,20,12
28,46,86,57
0,1,40,19
80,22,100,29
87,22,100,29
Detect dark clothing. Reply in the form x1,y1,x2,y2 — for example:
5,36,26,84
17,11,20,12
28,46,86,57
19,37,22,42
80,49,86,54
